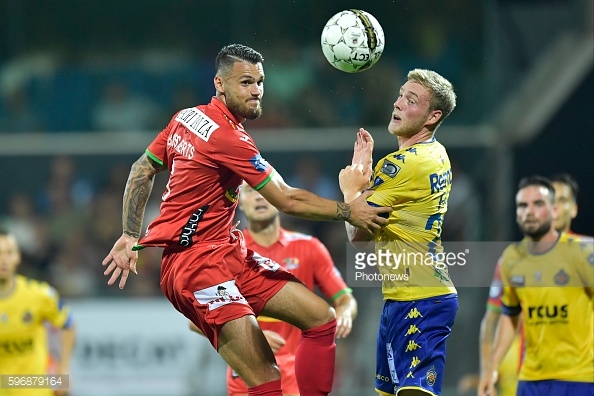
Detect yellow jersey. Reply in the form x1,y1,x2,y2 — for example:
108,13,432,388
500,233,594,382
367,138,457,301
0,275,72,396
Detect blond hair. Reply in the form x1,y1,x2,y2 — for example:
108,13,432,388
407,69,456,128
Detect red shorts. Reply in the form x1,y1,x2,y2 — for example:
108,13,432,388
160,231,293,349
227,354,299,395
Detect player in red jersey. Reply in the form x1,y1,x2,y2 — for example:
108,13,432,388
191,182,358,395
102,44,390,396
473,173,582,396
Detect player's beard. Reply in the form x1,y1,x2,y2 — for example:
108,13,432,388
521,218,552,240
389,116,426,138
227,95,262,120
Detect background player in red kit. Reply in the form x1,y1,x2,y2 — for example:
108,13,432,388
192,182,358,395
101,44,390,396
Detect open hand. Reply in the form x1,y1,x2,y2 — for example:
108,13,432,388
102,233,139,289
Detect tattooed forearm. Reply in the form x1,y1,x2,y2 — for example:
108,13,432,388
335,202,351,221
122,154,163,237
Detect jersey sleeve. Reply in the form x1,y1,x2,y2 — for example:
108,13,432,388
39,282,73,329
486,257,504,313
310,238,351,300
499,252,521,316
146,119,175,167
212,130,274,190
574,237,594,290
366,157,410,207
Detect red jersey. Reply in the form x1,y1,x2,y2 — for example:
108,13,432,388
247,227,350,357
138,97,274,248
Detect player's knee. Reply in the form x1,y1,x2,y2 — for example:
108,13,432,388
327,306,337,322
307,305,336,329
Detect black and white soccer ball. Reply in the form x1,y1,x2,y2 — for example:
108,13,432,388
321,9,385,73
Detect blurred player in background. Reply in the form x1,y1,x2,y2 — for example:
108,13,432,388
339,69,458,396
472,172,582,396
102,44,390,396
549,173,579,234
0,229,75,396
478,176,593,396
191,182,358,396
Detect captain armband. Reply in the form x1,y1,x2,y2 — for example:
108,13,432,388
501,303,521,316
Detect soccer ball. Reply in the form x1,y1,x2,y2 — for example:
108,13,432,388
321,9,385,73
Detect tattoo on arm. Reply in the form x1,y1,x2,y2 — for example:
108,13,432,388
122,154,165,237
335,202,351,221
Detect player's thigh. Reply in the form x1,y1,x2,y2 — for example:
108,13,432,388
375,302,397,395
260,278,335,330
217,314,280,387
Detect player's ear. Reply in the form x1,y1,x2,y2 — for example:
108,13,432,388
214,75,224,93
427,110,442,127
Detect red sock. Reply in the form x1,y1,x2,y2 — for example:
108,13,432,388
248,379,282,396
295,318,337,395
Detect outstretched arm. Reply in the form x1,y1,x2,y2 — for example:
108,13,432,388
102,153,167,289
258,171,390,235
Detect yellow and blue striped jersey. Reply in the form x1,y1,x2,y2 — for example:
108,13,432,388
0,275,72,396
367,138,457,301
500,233,594,382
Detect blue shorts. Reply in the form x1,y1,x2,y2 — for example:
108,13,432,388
375,294,457,396
517,380,594,396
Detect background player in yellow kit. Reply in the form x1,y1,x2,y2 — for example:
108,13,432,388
0,229,75,396
475,172,583,396
478,176,593,396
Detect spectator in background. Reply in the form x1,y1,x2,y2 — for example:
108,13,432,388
48,229,100,298
0,192,55,281
38,156,93,247
286,155,341,237
0,87,45,133
91,81,165,132
441,160,481,241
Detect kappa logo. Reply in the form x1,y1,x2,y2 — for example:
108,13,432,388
193,280,248,311
405,340,421,352
410,356,421,369
405,325,421,336
405,308,423,319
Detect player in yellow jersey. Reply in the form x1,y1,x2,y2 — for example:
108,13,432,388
339,69,458,396
475,172,583,396
0,230,75,396
478,176,593,396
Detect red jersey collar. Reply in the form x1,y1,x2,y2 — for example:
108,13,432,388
243,227,289,248
210,97,243,128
